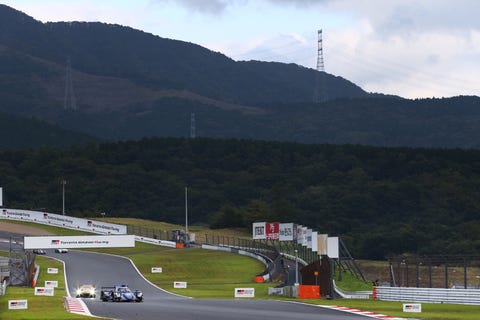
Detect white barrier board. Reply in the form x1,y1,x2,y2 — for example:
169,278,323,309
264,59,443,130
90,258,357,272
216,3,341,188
235,288,255,298
174,281,187,288
135,236,176,248
1,209,126,234
8,300,28,309
151,267,163,273
24,235,135,249
403,303,422,312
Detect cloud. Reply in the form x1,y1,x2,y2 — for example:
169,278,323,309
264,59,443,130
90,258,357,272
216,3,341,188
152,0,246,15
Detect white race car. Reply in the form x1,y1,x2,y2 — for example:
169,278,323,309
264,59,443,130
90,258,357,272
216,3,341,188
55,248,69,253
76,284,96,298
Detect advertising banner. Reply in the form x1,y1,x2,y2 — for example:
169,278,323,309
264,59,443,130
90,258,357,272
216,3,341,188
35,287,54,296
173,281,187,288
234,288,255,298
301,227,308,246
47,268,58,274
279,223,295,241
311,231,318,252
1,208,126,234
8,300,28,310
45,281,58,288
151,267,163,273
24,235,135,249
306,229,312,249
0,187,2,207
317,234,328,255
327,236,339,258
135,236,176,248
403,303,422,313
266,222,279,240
296,225,303,245
252,222,266,240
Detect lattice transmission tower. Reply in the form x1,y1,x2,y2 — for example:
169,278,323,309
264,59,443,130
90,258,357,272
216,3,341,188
317,29,325,72
64,57,77,110
314,29,327,103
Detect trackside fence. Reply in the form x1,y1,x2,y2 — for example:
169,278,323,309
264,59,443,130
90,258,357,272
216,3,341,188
374,286,480,305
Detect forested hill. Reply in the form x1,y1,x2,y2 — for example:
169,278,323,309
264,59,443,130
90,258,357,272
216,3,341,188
2,4,480,149
0,112,96,148
2,137,479,259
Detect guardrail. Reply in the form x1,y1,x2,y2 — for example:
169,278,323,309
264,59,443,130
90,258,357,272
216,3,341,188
333,280,371,300
374,286,480,305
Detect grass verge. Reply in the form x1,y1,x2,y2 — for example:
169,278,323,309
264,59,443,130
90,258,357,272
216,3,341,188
0,253,106,320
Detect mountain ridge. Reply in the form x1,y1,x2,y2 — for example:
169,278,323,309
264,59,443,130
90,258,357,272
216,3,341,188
1,4,480,149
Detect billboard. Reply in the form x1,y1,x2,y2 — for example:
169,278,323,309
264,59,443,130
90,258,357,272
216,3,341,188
306,229,313,249
301,227,308,246
265,222,279,240
0,187,2,206
296,225,303,244
311,231,318,252
327,236,339,259
24,235,135,249
279,223,295,241
317,234,328,255
252,222,266,240
1,208,126,234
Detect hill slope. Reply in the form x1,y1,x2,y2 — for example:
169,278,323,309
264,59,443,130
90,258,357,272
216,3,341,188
1,137,479,259
1,4,480,149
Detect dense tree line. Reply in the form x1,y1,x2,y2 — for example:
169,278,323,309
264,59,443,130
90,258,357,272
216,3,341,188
1,137,479,259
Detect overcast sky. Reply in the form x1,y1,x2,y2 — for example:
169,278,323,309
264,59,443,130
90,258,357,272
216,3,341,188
3,0,480,99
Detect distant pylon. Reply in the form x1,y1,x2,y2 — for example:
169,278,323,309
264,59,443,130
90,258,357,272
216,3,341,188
190,113,196,138
317,29,325,72
64,57,77,110
314,29,327,103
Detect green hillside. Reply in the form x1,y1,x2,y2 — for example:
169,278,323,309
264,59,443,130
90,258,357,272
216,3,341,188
1,137,479,259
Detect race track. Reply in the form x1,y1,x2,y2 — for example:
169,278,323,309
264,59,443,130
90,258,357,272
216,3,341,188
59,249,371,320
0,229,373,320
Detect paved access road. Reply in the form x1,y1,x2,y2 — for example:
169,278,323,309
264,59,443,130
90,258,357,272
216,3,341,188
57,249,372,320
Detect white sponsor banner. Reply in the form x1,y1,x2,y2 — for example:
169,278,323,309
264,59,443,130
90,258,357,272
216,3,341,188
0,208,126,234
45,280,58,288
318,234,328,255
0,187,3,207
47,268,58,274
302,227,308,246
24,235,135,249
135,236,176,248
35,287,54,296
279,223,295,241
252,222,266,240
296,225,303,244
151,267,163,273
234,288,255,298
8,300,28,309
306,229,312,249
173,281,187,288
311,231,318,252
327,236,339,259
403,303,422,313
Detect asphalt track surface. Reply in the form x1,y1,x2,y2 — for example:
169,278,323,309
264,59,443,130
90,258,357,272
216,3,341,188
0,231,372,320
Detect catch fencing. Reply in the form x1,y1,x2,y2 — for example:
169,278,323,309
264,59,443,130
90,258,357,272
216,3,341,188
374,286,480,305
